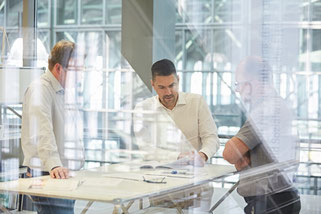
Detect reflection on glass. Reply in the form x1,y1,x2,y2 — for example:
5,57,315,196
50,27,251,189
301,0,309,21
311,29,321,72
190,72,202,94
308,75,319,118
181,0,212,24
221,72,231,104
37,30,50,56
175,30,184,63
81,0,103,25
212,28,242,70
0,0,4,26
37,0,49,27
6,0,22,27
176,0,184,23
6,32,19,57
56,31,77,44
106,32,121,69
106,0,121,24
299,29,307,71
0,0,321,213
56,0,77,25
312,0,321,21
185,29,212,70
6,37,48,67
0,31,3,64
213,0,241,23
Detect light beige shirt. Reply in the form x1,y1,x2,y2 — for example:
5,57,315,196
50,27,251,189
21,70,84,171
134,92,220,159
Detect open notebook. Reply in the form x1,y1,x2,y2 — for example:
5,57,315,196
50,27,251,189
139,157,192,170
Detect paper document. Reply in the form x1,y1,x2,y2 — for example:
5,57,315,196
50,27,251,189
27,178,80,191
139,157,192,170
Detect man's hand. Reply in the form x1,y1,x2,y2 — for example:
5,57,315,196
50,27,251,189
198,152,208,162
234,153,251,171
50,166,69,179
177,151,207,167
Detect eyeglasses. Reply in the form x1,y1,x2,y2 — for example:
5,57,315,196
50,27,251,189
142,176,166,184
234,81,250,89
66,65,85,71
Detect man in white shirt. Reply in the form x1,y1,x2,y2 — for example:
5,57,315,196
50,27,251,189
136,59,219,162
134,59,220,210
21,40,84,214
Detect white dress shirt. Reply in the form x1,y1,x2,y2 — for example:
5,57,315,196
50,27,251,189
21,70,84,172
134,92,220,159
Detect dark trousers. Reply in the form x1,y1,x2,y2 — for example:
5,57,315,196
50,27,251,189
244,189,301,214
25,167,75,214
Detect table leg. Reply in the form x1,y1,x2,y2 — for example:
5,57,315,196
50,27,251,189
80,201,94,214
176,206,183,214
112,200,134,214
139,198,143,209
121,204,129,214
0,205,11,214
112,204,121,214
124,200,134,211
209,181,239,213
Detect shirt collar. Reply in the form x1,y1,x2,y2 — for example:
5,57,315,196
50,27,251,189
176,92,186,106
45,69,64,94
155,92,186,110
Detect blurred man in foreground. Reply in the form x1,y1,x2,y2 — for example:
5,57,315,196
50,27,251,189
223,57,301,214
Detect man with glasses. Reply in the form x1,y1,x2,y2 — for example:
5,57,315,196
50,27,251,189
223,56,301,214
21,40,84,214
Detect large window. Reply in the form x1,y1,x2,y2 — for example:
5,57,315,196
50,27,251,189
0,0,321,212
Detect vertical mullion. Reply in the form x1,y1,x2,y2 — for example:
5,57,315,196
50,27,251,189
210,28,214,112
50,0,55,47
217,71,221,105
102,0,106,25
77,0,81,25
4,0,7,29
182,29,186,92
318,75,321,119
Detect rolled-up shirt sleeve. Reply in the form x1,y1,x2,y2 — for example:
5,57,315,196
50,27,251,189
235,120,261,150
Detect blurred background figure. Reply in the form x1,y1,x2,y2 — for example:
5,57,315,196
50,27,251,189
21,40,84,214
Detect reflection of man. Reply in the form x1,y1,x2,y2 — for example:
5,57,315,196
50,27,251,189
135,59,220,210
21,40,84,214
223,57,300,214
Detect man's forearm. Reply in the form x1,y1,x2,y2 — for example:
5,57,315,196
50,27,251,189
223,137,249,164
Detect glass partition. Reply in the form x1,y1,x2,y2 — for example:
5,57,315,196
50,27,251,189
0,0,320,213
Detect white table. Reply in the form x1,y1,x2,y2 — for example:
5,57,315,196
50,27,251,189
0,162,235,213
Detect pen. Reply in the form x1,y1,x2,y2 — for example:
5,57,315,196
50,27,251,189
170,170,192,175
104,176,140,182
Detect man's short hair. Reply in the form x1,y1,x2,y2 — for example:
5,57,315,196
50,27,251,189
151,59,177,80
242,56,272,84
48,40,75,71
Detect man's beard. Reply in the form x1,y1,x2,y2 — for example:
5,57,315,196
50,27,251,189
162,94,175,105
